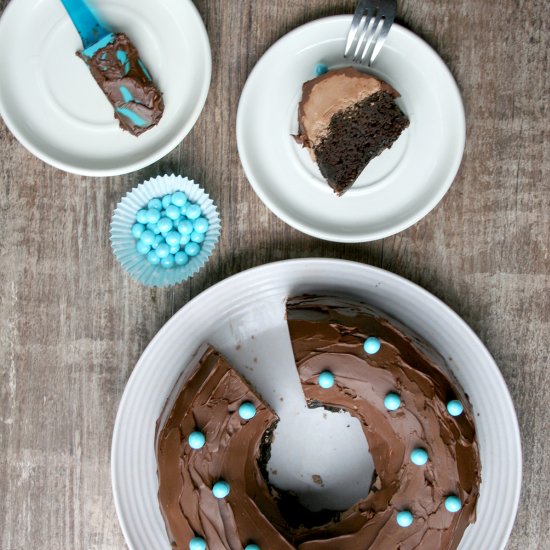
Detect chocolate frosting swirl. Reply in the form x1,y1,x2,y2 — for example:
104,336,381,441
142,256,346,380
285,296,481,549
156,347,292,549
156,297,481,550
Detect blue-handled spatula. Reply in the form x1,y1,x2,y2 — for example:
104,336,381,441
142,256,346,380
59,0,164,135
60,0,114,57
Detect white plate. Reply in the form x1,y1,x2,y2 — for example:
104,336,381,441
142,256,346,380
236,16,465,242
0,0,211,176
111,259,521,550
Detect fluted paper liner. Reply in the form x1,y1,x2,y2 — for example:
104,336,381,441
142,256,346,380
110,174,221,287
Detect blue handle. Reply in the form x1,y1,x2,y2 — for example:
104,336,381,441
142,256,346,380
59,0,110,50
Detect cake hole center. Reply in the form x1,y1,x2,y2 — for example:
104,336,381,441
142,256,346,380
265,406,375,521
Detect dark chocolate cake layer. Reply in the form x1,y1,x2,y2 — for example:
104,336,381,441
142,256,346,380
314,92,409,194
296,68,409,195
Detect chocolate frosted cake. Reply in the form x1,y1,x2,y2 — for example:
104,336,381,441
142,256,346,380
295,68,409,195
286,296,481,549
155,347,286,549
156,297,481,550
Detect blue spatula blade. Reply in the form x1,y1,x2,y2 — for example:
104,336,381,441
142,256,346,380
59,0,111,51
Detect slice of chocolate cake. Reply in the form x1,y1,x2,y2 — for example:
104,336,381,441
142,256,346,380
295,68,409,195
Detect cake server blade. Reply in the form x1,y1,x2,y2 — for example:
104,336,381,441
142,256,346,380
59,0,112,54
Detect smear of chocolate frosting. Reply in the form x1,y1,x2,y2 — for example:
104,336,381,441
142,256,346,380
156,297,480,550
77,33,164,136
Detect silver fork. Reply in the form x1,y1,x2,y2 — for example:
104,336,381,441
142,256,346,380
344,0,397,66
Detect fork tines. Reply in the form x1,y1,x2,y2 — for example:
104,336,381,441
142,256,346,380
344,0,396,66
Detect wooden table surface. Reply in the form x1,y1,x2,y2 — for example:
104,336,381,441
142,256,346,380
1,0,548,548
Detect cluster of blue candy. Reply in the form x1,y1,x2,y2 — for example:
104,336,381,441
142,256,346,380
186,401,260,550
317,335,465,528
131,191,209,269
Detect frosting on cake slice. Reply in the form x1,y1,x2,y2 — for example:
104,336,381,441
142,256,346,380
156,345,292,550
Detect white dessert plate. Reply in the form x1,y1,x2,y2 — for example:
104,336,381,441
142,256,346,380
112,259,521,550
236,16,465,242
0,0,211,176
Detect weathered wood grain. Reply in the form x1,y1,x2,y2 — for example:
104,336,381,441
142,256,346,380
0,0,548,548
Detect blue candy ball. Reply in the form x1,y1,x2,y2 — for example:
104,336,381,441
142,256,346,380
186,204,202,220
178,220,194,235
212,480,230,499
147,222,161,235
180,234,191,246
147,208,161,224
169,244,181,254
314,63,328,76
146,250,160,266
165,231,181,247
148,198,162,210
184,242,200,257
166,205,181,221
171,191,188,207
318,371,335,389
152,235,163,249
136,241,150,255
447,400,464,417
193,217,209,234
156,243,170,259
180,204,188,216
140,230,155,246
136,209,149,224
131,223,145,239
363,337,381,355
244,545,260,550
161,194,172,209
189,537,207,550
410,448,429,466
161,254,175,269
157,217,173,234
384,392,401,411
175,251,189,266
239,401,256,420
396,510,414,527
445,495,462,513
188,430,206,449
191,231,205,244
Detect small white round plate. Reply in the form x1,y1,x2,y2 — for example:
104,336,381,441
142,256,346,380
112,259,521,550
0,0,211,176
237,16,465,242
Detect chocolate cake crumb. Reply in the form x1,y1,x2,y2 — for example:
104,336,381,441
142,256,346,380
314,92,409,195
312,474,324,487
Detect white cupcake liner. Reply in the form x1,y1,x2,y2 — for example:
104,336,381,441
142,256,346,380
110,174,221,288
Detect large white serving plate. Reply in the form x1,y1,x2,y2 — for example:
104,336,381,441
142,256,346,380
237,16,465,242
0,0,211,176
112,259,521,549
